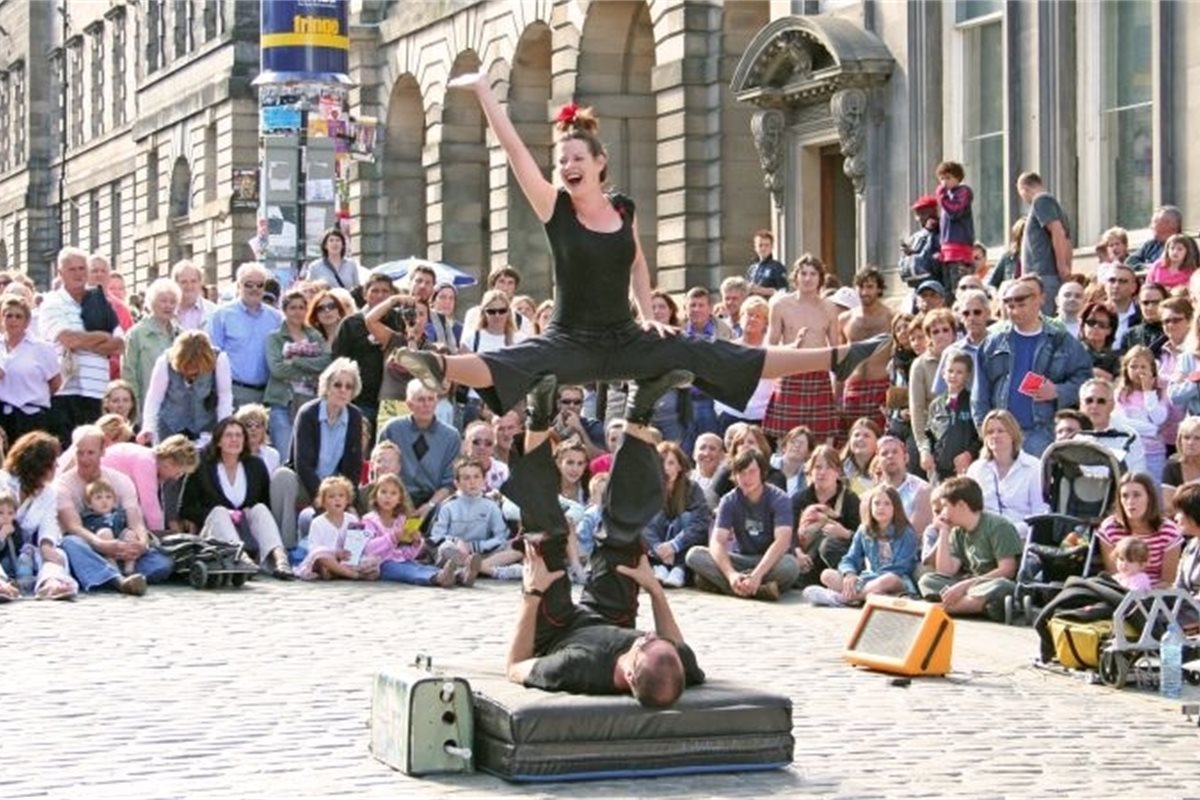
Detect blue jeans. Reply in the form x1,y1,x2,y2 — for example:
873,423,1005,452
268,404,296,463
61,535,174,591
379,559,439,585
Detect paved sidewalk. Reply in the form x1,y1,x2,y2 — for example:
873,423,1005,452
3,579,1198,799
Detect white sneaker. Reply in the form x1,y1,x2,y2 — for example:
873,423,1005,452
490,564,523,581
663,566,686,589
653,564,670,583
802,585,847,607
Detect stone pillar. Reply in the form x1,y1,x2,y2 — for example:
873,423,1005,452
750,109,786,239
831,87,868,269
347,23,386,269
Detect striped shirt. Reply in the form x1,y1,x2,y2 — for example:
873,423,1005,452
38,288,119,400
1096,516,1182,585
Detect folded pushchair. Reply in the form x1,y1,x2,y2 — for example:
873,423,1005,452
1004,440,1122,625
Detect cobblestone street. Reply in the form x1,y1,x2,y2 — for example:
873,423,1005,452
4,579,1199,799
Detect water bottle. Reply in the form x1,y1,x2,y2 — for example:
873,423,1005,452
1160,622,1185,700
15,546,34,595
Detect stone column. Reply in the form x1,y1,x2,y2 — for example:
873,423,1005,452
831,87,868,269
347,23,386,269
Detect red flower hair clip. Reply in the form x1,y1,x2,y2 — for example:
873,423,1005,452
556,102,581,126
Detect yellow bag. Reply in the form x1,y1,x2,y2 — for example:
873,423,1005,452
1049,617,1133,670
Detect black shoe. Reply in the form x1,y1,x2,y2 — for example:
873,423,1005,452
397,349,446,392
831,333,891,382
626,370,694,425
526,375,558,431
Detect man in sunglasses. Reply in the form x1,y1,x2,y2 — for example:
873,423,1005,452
932,288,991,395
208,262,283,408
552,383,606,457
973,275,1092,456
506,373,703,706
1074,378,1146,475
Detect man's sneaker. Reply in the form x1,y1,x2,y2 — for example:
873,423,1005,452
754,581,781,601
626,370,694,426
653,564,670,583
456,553,483,587
802,585,847,607
434,560,457,589
693,573,723,595
117,573,147,597
396,349,446,392
490,564,523,581
526,375,558,432
663,566,686,589
831,333,891,382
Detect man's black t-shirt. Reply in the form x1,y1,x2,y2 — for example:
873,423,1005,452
525,623,705,695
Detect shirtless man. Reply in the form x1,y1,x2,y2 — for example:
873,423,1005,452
838,267,895,442
762,254,842,445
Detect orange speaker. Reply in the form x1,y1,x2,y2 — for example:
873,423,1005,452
843,595,954,677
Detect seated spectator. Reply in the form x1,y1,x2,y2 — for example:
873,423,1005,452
1112,537,1152,592
1076,378,1147,475
684,449,799,601
1078,301,1120,381
1114,346,1169,483
690,432,724,509
56,426,173,593
551,384,606,458
1053,408,1091,441
376,379,458,528
363,473,456,588
1095,472,1181,588
1124,282,1167,351
1164,417,1200,513
102,380,139,427
791,444,861,586
102,435,199,532
427,458,504,580
923,349,981,481
710,423,786,498
874,435,933,535
841,417,881,497
0,294,61,444
1146,233,1199,291
270,359,365,548
910,308,958,475
296,476,377,581
642,441,711,589
179,417,293,579
774,425,815,496
555,438,590,506
917,476,1021,619
803,484,919,607
0,432,77,599
462,420,509,491
965,410,1047,541
234,404,281,475
140,330,233,445
491,409,522,465
1169,482,1200,597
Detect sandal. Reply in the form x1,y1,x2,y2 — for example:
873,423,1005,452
35,577,75,601
397,349,446,392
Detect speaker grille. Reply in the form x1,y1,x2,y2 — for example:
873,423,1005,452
854,608,922,659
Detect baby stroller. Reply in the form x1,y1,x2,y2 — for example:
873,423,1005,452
157,532,260,590
1003,440,1122,625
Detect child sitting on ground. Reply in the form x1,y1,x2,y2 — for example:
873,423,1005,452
81,479,136,575
803,484,919,607
297,476,379,581
1113,536,1152,592
429,457,509,578
363,473,467,588
924,349,981,481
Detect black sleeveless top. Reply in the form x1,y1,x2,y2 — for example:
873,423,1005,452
544,189,637,328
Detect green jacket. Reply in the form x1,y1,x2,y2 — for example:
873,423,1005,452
121,315,179,409
263,323,332,407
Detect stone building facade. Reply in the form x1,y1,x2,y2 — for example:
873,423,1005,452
0,0,1192,297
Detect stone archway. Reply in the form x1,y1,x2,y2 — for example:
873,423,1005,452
383,75,427,262
506,22,553,301
441,51,489,300
576,0,656,272
731,15,893,271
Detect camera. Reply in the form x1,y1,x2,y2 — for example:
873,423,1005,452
400,305,418,327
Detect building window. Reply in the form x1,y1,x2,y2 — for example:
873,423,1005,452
147,147,160,221
1101,0,1152,230
147,1,164,72
68,39,84,148
203,0,218,41
174,0,192,59
89,189,101,253
0,73,9,174
111,182,122,262
48,51,62,161
111,14,127,126
12,63,24,165
90,26,106,138
956,3,1006,247
204,122,217,202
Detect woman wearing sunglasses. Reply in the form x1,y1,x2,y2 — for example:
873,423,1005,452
1077,300,1120,381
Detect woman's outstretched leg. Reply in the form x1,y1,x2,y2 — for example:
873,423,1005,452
761,334,890,382
397,349,495,390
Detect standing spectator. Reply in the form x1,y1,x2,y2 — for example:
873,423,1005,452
838,268,895,441
986,218,1025,291
461,265,534,341
207,262,283,408
0,295,61,443
974,276,1092,456
898,195,940,287
680,286,732,453
911,309,958,475
270,359,365,548
139,330,233,445
265,289,331,460
1129,205,1183,267
1147,233,1200,292
643,289,687,442
714,297,773,432
172,259,217,332
121,278,180,409
87,254,134,380
39,247,124,444
376,380,460,528
302,228,361,292
1115,346,1169,483
332,272,398,436
924,350,981,481
306,288,353,348
746,229,788,298
934,161,975,296
426,282,462,353
1016,172,1073,315
716,277,748,337
931,288,992,395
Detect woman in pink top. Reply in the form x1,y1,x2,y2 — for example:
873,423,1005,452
1146,233,1199,290
101,436,199,531
1097,472,1182,587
